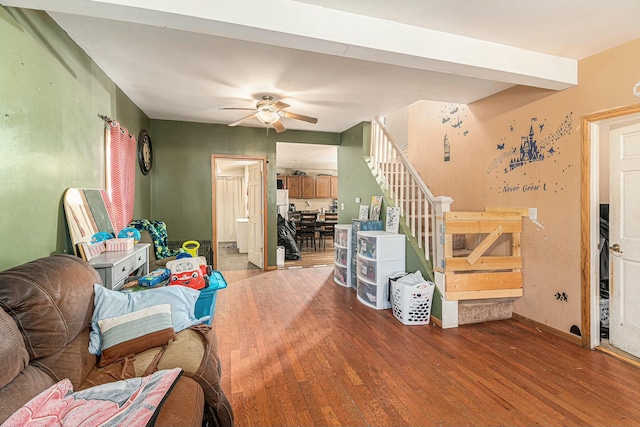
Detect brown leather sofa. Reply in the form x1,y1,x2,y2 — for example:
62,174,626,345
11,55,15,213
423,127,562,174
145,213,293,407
0,255,233,426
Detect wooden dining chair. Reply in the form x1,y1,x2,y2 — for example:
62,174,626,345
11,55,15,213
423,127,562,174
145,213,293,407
298,212,317,250
321,212,338,249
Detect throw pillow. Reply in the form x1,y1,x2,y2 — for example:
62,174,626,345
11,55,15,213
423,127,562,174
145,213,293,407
90,284,203,355
98,304,176,367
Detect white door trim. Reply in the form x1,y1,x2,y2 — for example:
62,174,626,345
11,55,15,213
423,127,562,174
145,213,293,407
584,107,640,349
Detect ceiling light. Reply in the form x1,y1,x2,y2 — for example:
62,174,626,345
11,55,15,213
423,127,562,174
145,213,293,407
256,110,280,125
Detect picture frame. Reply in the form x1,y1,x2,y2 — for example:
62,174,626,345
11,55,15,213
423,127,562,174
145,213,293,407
386,206,400,233
358,205,369,220
369,196,382,220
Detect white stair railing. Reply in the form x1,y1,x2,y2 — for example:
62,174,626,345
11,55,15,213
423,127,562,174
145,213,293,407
369,117,437,263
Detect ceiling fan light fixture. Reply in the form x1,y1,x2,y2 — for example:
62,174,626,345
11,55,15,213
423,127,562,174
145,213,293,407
256,109,280,125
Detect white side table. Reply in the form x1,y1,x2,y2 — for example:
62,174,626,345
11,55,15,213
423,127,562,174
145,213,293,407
89,243,150,290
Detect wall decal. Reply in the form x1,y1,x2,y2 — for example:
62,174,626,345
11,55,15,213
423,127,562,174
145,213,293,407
508,124,545,172
444,134,450,162
486,113,573,195
555,291,568,302
436,103,470,162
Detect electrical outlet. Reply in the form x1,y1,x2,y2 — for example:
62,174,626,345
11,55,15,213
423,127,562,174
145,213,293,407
529,207,538,221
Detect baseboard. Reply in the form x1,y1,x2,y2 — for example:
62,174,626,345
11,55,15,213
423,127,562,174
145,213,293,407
512,313,582,346
430,316,442,328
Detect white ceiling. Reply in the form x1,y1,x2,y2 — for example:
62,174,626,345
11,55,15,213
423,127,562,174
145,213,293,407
4,0,640,133
277,142,337,171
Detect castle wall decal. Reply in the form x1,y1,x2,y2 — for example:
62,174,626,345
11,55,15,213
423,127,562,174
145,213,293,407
509,125,544,171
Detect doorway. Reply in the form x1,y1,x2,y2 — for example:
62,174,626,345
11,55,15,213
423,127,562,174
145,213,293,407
276,142,338,268
211,155,267,271
582,105,640,358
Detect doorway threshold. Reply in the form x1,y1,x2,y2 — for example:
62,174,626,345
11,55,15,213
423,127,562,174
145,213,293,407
596,340,640,369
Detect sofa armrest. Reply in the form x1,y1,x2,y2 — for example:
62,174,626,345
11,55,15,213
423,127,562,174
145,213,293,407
154,376,204,427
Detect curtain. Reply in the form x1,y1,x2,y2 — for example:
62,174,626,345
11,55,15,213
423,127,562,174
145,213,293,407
216,177,245,242
101,121,136,234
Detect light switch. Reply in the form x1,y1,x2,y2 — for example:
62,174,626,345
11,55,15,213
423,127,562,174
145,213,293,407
529,207,538,220
355,197,361,203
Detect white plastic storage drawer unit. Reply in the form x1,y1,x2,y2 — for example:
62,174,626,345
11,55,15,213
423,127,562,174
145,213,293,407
333,224,352,287
355,231,405,310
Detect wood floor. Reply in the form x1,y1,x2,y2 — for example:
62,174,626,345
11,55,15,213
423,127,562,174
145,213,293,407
214,267,640,426
280,239,334,269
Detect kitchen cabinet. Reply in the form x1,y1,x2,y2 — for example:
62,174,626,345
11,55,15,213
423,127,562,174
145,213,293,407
315,176,331,198
301,176,315,198
286,176,301,198
282,175,338,199
330,176,338,198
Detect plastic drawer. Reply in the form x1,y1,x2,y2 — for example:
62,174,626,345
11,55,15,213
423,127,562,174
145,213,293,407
335,225,351,247
333,264,349,287
335,247,348,266
356,276,391,310
357,256,377,282
356,231,405,260
356,256,405,286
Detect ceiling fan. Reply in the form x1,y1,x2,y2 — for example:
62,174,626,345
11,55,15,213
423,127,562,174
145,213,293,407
219,95,318,133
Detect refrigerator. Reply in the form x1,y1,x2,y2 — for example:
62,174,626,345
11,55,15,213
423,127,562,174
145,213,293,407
277,189,289,219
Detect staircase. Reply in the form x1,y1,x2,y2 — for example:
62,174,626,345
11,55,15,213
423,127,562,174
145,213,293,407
367,118,523,328
368,118,437,267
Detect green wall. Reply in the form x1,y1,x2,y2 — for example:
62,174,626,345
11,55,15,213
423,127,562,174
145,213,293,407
0,7,150,270
338,122,441,320
149,120,339,266
0,3,433,309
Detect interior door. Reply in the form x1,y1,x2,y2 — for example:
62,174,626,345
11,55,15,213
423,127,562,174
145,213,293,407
247,162,264,268
609,121,640,356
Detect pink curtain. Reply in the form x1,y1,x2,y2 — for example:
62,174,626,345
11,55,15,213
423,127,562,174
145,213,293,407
101,121,136,234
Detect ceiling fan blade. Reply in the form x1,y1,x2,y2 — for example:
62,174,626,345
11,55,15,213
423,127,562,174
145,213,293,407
229,113,257,127
219,107,257,111
283,111,318,124
272,101,290,110
272,120,286,133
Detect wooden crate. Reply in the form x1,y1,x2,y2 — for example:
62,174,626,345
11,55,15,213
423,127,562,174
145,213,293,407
443,211,523,301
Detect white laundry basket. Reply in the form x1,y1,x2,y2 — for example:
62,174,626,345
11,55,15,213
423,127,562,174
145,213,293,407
390,272,435,325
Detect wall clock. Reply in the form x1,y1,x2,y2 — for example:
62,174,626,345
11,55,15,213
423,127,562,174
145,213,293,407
137,129,153,175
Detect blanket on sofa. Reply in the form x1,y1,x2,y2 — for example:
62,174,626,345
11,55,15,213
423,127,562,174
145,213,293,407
1,368,182,427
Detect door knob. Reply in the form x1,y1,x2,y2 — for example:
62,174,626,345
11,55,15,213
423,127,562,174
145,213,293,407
610,243,623,253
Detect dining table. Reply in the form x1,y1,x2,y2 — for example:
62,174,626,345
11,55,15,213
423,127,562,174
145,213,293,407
290,212,332,251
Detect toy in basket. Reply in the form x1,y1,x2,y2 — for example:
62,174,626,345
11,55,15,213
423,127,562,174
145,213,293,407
139,268,170,287
390,271,435,325
166,256,208,290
